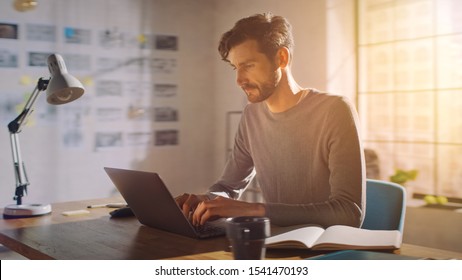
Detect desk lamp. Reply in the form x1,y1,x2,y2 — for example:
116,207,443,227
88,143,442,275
3,54,85,219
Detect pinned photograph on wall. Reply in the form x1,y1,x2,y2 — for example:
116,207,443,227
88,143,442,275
151,57,177,74
126,131,152,146
0,23,18,39
95,107,124,122
127,105,150,120
99,29,123,48
154,83,177,98
154,107,178,122
28,52,53,67
64,27,91,44
155,35,178,51
0,49,18,68
61,108,85,149
96,80,123,97
26,24,56,42
116,32,140,49
154,129,179,146
95,131,123,150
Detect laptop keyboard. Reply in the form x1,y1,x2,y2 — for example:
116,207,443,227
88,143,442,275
188,212,226,238
194,223,226,238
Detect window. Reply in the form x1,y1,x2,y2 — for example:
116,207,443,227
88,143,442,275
358,0,462,198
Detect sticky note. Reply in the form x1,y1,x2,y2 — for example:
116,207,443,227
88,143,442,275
137,34,146,43
19,75,32,86
62,209,90,216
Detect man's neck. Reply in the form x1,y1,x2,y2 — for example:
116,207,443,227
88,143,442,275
265,73,304,113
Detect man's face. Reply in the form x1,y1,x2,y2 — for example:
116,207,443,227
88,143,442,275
228,40,280,103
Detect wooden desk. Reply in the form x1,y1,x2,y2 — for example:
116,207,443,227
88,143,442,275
1,198,462,260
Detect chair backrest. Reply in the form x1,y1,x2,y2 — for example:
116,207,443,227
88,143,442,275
361,179,406,232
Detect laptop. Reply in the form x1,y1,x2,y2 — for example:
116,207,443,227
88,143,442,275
104,167,225,239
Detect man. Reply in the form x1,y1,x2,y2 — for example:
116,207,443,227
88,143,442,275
176,13,365,228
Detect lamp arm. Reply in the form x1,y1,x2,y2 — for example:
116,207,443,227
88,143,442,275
8,78,49,134
7,78,49,205
10,133,28,205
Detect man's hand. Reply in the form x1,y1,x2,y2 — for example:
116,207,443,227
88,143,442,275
191,196,266,226
175,193,209,217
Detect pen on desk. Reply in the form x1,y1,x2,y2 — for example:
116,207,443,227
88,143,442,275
87,204,106,208
106,203,127,208
87,203,127,209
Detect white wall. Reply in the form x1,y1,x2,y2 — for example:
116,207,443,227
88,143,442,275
0,0,218,207
326,0,356,104
0,0,356,207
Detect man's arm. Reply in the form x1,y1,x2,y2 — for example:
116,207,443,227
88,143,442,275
176,108,257,222
205,111,256,199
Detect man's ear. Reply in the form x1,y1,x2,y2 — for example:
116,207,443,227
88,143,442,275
276,47,290,68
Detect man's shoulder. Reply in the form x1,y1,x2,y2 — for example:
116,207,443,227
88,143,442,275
242,101,265,116
304,89,351,108
309,89,349,100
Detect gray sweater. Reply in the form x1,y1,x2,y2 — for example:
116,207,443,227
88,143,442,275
209,89,365,228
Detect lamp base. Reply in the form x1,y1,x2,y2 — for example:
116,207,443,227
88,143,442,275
3,203,52,219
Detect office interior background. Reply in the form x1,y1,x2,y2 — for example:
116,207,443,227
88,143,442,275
0,0,461,255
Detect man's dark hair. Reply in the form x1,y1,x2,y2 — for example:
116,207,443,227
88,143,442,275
218,13,294,63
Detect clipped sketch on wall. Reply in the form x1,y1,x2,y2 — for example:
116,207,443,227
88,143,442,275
26,24,56,42
28,52,52,67
154,107,178,122
0,11,182,157
64,27,91,44
151,57,177,74
155,35,178,51
154,129,179,146
154,83,177,98
0,49,18,67
0,22,18,39
95,131,123,150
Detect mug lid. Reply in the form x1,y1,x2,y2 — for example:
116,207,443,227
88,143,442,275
225,216,270,239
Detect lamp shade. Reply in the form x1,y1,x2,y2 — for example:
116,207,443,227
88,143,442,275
46,54,85,105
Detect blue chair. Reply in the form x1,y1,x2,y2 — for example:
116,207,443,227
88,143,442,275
361,179,406,233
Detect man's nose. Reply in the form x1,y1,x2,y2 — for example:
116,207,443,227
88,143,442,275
236,69,247,87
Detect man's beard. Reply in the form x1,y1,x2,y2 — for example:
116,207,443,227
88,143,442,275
242,76,278,103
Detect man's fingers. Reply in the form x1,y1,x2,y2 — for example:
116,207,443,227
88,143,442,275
192,201,204,226
175,193,188,206
191,197,265,226
176,194,223,225
192,199,222,226
175,193,192,216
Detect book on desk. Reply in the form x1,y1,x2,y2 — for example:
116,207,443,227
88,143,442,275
307,250,422,260
265,224,402,251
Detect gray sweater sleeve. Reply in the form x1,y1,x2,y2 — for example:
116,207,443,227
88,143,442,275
208,111,255,199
